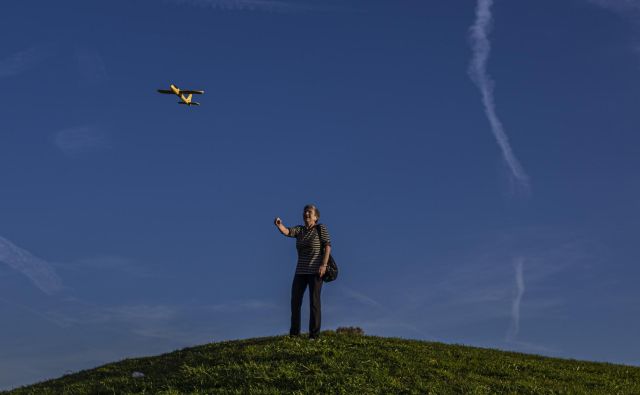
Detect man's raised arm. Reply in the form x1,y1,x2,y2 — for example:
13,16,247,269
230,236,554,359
274,217,290,236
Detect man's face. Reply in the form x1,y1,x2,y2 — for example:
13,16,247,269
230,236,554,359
303,208,318,225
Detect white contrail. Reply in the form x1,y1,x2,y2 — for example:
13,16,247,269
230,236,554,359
0,236,63,295
469,0,530,190
507,257,525,341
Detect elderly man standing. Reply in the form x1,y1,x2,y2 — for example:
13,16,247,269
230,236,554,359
274,204,332,339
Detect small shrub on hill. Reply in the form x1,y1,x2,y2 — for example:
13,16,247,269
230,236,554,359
336,326,364,335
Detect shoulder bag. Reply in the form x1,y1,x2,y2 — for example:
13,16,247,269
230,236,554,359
316,224,338,282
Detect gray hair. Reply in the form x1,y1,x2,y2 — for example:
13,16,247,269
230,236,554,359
304,204,320,219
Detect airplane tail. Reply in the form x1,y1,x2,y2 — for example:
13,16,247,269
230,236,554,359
178,101,200,106
178,93,196,106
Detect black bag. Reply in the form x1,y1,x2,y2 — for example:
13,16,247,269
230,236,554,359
316,225,338,282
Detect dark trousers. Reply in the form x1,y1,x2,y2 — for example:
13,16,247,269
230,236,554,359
290,273,323,337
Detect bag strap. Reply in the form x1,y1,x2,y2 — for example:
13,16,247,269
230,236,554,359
315,224,327,252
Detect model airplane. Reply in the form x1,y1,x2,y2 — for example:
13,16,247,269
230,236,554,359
157,84,204,106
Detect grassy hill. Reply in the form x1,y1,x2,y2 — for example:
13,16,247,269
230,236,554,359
6,331,640,394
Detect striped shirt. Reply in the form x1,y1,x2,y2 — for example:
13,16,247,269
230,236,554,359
287,224,331,275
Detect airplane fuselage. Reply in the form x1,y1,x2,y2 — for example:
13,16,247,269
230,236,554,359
157,84,203,106
169,84,193,105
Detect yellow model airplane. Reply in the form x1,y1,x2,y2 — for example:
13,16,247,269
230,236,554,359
157,84,204,106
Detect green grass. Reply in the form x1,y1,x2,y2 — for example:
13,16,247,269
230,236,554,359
6,332,640,394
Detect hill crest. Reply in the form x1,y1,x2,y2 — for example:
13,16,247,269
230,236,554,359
7,332,640,394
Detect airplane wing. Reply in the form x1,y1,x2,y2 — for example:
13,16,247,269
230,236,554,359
157,89,173,94
180,90,204,95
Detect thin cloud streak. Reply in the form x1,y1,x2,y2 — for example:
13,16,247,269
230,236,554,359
342,287,386,309
0,236,62,295
507,257,525,341
63,255,160,279
469,0,530,191
589,0,640,12
166,0,311,12
43,299,281,332
53,126,110,155
392,228,594,344
76,48,108,86
205,299,281,313
0,46,51,78
0,298,284,389
0,297,65,327
334,286,432,338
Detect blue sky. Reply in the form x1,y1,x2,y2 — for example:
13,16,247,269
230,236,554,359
2,0,640,389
